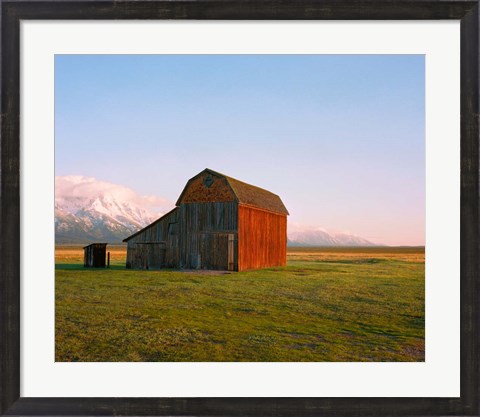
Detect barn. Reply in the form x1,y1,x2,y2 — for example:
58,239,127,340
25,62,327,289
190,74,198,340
123,168,288,271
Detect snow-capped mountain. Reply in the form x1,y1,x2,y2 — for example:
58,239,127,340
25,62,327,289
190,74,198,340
288,226,377,247
55,176,174,244
55,176,378,246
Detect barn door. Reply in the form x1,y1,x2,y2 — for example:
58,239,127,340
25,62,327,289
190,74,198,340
200,233,229,270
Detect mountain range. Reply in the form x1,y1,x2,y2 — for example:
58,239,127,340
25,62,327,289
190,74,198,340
55,176,171,244
55,195,159,244
287,227,375,247
55,176,377,246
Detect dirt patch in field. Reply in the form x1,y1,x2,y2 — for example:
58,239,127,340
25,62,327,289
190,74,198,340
181,270,233,276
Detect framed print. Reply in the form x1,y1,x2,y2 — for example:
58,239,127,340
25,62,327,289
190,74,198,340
1,1,479,416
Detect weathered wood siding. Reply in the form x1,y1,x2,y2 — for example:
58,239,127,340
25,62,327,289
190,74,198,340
237,205,287,271
83,243,107,268
126,203,238,270
179,202,238,270
126,208,179,269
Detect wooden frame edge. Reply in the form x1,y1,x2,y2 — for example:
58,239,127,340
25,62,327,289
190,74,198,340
1,1,478,415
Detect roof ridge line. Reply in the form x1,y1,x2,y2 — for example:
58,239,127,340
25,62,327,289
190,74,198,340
204,168,280,197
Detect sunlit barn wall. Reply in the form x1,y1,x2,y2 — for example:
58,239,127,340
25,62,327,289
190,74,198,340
237,205,287,271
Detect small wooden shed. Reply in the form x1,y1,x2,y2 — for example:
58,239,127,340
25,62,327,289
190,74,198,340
83,243,108,268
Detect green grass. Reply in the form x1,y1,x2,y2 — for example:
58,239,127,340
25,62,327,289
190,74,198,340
55,249,424,362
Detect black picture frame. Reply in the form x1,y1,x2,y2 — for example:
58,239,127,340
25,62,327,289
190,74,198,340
1,1,478,416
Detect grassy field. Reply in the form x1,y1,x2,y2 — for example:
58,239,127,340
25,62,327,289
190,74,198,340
56,245,424,362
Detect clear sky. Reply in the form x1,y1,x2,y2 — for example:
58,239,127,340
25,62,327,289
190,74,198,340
55,54,425,246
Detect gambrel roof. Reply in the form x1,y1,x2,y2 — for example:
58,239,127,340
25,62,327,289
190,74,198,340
177,168,289,215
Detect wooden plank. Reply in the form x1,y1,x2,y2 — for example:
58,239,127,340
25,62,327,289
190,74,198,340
228,234,235,271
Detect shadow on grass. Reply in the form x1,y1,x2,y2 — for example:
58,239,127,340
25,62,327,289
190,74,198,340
319,259,385,265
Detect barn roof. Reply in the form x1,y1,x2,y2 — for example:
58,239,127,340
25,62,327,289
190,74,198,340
178,169,289,215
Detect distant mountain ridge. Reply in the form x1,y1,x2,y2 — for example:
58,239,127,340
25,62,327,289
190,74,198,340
287,227,376,247
55,176,378,246
55,196,159,244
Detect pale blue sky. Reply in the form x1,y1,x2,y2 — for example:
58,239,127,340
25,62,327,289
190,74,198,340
55,55,425,245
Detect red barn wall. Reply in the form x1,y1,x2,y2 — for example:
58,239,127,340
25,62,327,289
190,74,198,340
237,205,287,271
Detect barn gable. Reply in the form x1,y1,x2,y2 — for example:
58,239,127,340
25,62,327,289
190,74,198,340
176,169,236,204
177,168,289,215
